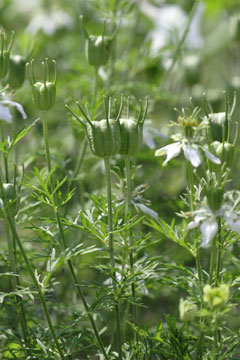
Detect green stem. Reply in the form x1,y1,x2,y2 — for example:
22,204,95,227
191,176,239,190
55,211,109,360
216,218,222,285
5,219,28,347
0,189,66,359
187,162,203,289
104,157,122,360
94,66,99,100
209,233,217,285
212,317,218,360
0,120,9,182
41,114,108,359
41,111,53,191
125,156,138,342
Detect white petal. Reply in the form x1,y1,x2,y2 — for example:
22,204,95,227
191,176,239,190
0,100,27,119
0,105,12,123
185,215,206,230
135,203,158,219
201,147,221,164
225,214,240,234
155,142,182,166
200,219,218,248
183,145,201,167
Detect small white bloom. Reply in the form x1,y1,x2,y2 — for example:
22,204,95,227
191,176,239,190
155,141,220,168
155,142,182,166
186,203,240,248
0,100,27,123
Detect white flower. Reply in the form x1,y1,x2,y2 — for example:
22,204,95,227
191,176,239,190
155,141,220,168
0,100,27,123
26,8,73,36
185,205,240,248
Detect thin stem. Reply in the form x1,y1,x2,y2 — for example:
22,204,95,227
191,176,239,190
216,218,222,285
209,233,217,285
187,162,203,289
1,195,66,359
94,66,99,100
125,156,138,343
104,156,122,360
55,211,109,360
212,317,218,360
41,111,53,191
5,219,28,348
0,121,9,182
41,115,108,359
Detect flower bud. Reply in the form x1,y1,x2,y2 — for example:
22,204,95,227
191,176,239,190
7,55,26,89
119,98,148,155
80,16,116,68
203,284,229,308
179,298,197,322
209,141,235,172
206,186,224,212
66,96,123,158
26,58,57,111
0,31,14,79
0,183,18,218
207,112,228,142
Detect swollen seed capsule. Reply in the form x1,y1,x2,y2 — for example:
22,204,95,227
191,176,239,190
26,58,57,111
119,98,148,155
80,16,115,68
206,186,224,212
0,31,14,79
66,96,123,158
7,55,26,89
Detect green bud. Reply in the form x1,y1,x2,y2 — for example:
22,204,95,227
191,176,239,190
119,98,148,155
0,31,14,79
207,112,228,142
80,16,116,68
0,183,18,218
206,186,224,212
182,54,201,86
209,141,235,172
7,55,26,89
26,58,57,111
203,284,229,308
179,298,197,322
66,96,123,158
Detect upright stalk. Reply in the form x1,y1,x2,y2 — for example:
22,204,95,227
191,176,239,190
4,219,28,347
0,181,66,360
125,156,138,341
42,112,109,360
209,234,217,285
0,120,9,182
104,156,122,360
216,218,222,285
187,162,203,288
94,67,99,100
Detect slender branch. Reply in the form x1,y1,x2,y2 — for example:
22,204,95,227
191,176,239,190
104,156,122,360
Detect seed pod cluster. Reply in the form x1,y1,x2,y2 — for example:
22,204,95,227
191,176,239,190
66,96,148,158
0,31,14,79
80,16,116,68
26,58,57,111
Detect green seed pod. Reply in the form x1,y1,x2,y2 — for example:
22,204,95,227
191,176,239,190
80,16,116,68
209,141,236,172
0,31,14,79
7,55,26,89
119,98,148,155
66,96,123,158
182,54,201,86
206,186,224,212
26,58,57,111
